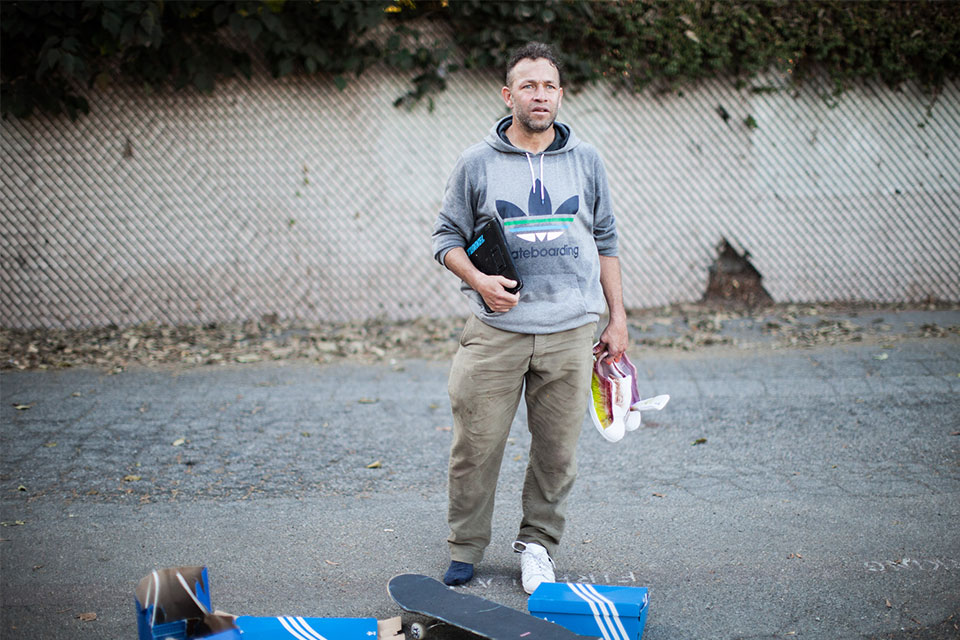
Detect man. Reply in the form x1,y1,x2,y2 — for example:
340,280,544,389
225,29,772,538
431,42,628,594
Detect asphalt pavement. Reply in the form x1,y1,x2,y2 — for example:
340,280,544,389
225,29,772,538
1,308,959,640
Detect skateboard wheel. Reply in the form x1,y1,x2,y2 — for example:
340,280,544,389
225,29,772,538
409,621,426,639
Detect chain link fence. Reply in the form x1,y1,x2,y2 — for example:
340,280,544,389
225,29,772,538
2,64,958,330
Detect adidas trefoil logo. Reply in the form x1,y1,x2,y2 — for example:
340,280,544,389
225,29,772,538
496,179,579,243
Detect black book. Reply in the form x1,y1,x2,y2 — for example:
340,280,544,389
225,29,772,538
466,219,523,310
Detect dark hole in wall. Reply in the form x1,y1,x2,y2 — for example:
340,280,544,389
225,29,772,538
701,238,774,309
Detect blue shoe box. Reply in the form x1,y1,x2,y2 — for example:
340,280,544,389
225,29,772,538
228,616,378,638
153,616,378,640
528,582,649,640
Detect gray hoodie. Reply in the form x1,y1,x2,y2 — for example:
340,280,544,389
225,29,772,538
432,115,619,334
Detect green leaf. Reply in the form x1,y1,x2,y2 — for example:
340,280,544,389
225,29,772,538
120,18,136,43
213,4,230,25
228,12,244,35
193,69,214,92
46,49,61,71
245,18,262,41
140,12,154,34
60,53,76,76
102,10,122,36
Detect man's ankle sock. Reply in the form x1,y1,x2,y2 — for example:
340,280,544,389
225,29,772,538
443,561,474,586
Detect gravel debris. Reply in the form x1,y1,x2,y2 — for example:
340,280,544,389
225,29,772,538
2,302,957,372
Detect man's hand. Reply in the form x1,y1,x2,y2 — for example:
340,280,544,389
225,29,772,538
595,316,628,363
442,247,519,313
476,275,520,313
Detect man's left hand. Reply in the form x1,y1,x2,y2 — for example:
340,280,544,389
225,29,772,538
595,317,629,363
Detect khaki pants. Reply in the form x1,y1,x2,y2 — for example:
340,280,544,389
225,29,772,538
446,315,596,564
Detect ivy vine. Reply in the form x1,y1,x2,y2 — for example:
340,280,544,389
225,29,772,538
2,0,958,120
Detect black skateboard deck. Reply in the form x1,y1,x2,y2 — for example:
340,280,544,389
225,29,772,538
387,573,599,640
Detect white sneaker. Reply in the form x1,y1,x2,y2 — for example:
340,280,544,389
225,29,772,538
589,353,631,442
614,352,671,432
513,541,555,595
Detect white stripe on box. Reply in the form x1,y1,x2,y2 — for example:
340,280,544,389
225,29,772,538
277,616,314,640
568,583,618,640
291,617,329,640
568,583,622,640
582,584,631,640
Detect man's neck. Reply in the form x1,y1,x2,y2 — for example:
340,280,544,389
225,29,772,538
505,122,555,153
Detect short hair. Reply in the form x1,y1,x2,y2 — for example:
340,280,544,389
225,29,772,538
505,42,563,87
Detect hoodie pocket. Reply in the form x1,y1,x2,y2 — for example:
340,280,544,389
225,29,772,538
515,273,588,327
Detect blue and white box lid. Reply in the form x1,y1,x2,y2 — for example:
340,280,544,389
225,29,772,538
528,582,649,640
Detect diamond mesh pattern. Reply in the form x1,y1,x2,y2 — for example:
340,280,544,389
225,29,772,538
2,67,958,329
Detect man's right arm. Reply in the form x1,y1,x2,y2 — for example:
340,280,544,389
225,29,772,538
442,247,519,313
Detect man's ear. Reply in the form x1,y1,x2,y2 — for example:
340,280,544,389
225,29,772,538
501,86,514,109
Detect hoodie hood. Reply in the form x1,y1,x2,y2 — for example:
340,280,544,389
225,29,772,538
486,116,579,155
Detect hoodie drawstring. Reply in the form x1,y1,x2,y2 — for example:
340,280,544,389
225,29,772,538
524,152,545,204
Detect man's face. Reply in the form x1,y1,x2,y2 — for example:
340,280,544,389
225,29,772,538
502,57,563,135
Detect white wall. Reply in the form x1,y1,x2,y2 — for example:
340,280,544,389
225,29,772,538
2,65,958,328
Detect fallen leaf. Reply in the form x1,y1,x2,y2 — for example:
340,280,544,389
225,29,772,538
1,521,26,527
172,438,186,447
12,403,33,410
366,460,382,469
874,353,889,360
123,475,141,482
886,599,893,609
358,398,378,404
652,493,666,498
693,438,707,445
44,442,57,448
77,612,97,622
325,559,340,566
17,485,26,492
384,528,395,532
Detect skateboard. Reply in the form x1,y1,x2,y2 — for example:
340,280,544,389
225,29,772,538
387,573,599,640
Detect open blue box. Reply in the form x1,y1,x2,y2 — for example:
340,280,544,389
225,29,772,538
528,582,649,640
134,566,380,639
